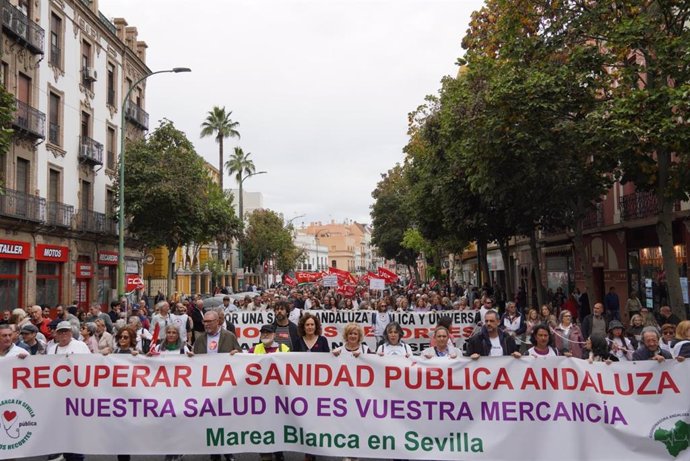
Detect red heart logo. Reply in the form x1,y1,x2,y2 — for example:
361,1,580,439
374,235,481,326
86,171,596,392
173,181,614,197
3,410,16,421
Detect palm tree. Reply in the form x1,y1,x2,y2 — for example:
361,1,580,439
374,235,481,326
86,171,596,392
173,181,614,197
226,146,256,185
200,106,240,191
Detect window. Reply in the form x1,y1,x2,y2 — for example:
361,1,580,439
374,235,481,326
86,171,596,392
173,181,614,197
81,41,92,89
106,126,116,170
107,63,115,105
17,73,30,104
50,13,62,68
36,263,60,307
106,189,115,217
331,260,337,268
80,180,92,211
16,158,29,193
81,111,90,138
48,169,60,202
0,261,21,310
1,62,8,87
49,92,60,145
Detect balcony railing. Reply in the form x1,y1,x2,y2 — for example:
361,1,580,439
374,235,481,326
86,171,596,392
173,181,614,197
125,101,149,130
582,203,604,230
0,188,45,222
45,201,73,228
619,191,681,221
13,99,45,139
79,136,103,165
77,209,117,234
1,0,44,54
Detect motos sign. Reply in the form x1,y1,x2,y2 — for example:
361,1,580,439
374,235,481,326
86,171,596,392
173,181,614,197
35,244,69,262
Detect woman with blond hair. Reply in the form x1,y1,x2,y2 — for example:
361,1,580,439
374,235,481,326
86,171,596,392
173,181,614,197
332,322,369,357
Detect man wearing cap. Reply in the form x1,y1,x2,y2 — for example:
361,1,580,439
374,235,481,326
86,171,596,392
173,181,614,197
249,324,290,353
17,324,46,355
47,321,91,355
0,324,26,357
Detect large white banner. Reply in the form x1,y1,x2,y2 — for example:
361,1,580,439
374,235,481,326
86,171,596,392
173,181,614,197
226,310,479,353
0,354,688,460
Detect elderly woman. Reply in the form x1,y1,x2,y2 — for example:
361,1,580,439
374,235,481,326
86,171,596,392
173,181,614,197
422,326,459,358
294,313,329,352
94,318,113,354
376,322,411,357
128,315,152,353
332,322,369,357
80,322,99,354
553,310,585,358
153,324,190,355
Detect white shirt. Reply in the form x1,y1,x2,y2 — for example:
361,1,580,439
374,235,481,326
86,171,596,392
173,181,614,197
489,336,503,357
47,339,91,355
1,343,25,357
289,307,301,324
527,346,557,358
377,342,411,357
170,313,189,343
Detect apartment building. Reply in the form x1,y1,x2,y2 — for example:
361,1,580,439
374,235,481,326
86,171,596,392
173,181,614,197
0,0,150,311
301,220,377,274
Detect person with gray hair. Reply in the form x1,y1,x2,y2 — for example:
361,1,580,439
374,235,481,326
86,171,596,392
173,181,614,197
149,301,171,334
80,322,99,354
632,326,672,362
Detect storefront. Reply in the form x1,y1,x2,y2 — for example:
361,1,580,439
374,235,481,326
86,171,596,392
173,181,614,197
0,239,29,311
97,251,118,308
544,246,575,296
75,262,93,310
34,244,68,307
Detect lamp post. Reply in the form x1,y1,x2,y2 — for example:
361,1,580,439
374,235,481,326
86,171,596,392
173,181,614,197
118,67,191,298
237,170,267,290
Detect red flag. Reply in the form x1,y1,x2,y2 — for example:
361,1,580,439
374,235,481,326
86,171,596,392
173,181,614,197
283,274,297,287
328,267,356,285
406,278,415,291
377,267,399,284
429,279,439,289
149,322,160,355
295,271,321,283
337,284,357,297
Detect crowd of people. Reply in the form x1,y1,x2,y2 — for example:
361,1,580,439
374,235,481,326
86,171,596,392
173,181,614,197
1,281,689,461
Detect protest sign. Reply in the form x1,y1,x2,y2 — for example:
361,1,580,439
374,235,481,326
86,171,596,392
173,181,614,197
0,354,687,460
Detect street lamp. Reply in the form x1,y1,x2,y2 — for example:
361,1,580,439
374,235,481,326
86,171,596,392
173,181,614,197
118,67,191,297
237,170,267,289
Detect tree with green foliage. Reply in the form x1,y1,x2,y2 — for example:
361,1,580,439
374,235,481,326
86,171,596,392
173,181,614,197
122,119,212,297
370,164,421,282
200,106,240,192
225,147,255,187
0,86,16,189
242,209,302,286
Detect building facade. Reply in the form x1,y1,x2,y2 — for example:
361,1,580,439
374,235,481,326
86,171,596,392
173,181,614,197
301,220,377,274
0,0,150,312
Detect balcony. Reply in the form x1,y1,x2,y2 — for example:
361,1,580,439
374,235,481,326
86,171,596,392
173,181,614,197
13,99,45,139
45,201,73,228
79,136,103,165
77,209,117,234
582,203,604,230
125,101,149,131
1,0,44,54
618,191,680,221
0,188,45,222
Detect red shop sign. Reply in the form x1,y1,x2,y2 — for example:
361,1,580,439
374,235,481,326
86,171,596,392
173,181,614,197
0,239,30,260
98,251,118,265
35,244,69,262
76,263,93,279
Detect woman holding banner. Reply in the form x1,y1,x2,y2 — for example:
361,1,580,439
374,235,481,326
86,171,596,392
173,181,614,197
152,324,190,355
332,322,369,357
526,324,559,358
376,322,412,357
422,326,459,358
294,313,329,353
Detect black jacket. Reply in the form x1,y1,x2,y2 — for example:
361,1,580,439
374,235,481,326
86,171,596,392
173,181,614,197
466,328,518,357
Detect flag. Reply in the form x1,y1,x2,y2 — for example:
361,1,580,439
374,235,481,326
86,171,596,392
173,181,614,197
149,322,160,355
377,266,399,284
295,271,322,284
429,278,439,289
337,284,357,297
328,267,357,286
406,278,415,291
283,274,297,287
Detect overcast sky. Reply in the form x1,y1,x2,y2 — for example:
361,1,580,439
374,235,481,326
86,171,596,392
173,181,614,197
100,0,485,227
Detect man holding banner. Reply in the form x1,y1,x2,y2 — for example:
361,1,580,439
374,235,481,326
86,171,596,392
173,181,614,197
467,310,521,359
